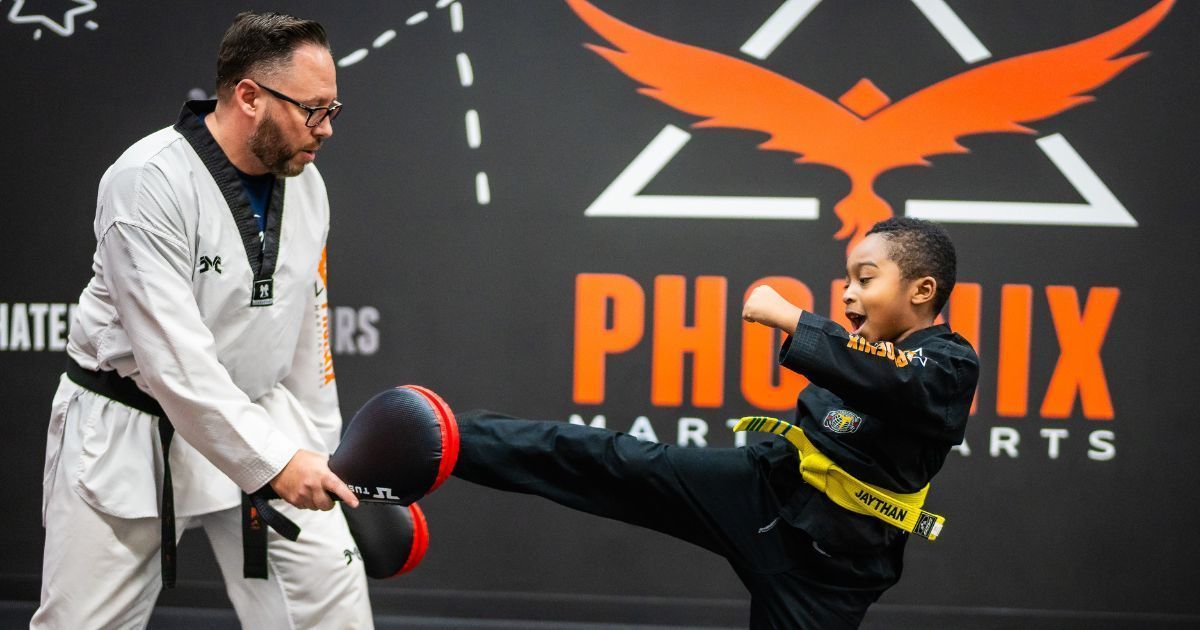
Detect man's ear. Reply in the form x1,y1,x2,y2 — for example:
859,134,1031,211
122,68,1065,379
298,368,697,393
910,276,937,307
233,79,260,117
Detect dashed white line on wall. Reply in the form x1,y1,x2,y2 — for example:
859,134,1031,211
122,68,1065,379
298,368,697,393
337,1,488,205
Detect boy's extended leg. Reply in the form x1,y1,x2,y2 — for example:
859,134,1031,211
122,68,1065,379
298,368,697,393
453,410,786,565
453,410,899,630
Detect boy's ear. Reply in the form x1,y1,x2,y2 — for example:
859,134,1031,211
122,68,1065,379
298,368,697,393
909,276,937,308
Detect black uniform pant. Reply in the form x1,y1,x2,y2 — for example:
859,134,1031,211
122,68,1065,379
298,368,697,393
453,411,904,629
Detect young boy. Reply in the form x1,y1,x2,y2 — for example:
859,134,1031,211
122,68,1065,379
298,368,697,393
453,217,979,628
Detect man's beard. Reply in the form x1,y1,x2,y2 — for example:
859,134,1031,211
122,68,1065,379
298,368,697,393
249,112,310,177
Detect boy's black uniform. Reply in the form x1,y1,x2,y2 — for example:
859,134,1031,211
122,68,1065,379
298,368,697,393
454,311,979,629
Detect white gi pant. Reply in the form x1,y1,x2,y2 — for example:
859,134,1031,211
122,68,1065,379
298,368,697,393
32,378,373,630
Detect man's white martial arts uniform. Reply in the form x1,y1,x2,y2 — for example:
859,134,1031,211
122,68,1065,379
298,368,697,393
32,100,372,629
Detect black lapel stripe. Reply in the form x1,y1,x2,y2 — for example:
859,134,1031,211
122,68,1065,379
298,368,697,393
173,100,285,306
259,173,285,287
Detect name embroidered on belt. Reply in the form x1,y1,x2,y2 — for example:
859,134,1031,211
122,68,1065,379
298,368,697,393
732,416,946,541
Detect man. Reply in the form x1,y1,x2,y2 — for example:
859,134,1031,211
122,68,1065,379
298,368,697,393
32,12,373,628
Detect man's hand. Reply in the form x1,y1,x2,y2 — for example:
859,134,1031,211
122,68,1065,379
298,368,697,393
742,285,803,333
269,449,360,510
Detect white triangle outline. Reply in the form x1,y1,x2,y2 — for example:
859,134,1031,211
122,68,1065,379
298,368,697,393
584,0,1137,228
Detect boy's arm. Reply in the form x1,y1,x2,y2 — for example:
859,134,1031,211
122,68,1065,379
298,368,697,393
742,284,804,333
743,286,978,439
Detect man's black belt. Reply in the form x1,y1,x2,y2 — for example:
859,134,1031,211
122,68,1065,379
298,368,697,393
65,358,164,417
64,359,293,586
65,359,180,587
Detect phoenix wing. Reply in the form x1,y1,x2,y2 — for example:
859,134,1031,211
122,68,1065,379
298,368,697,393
565,0,861,168
863,0,1172,169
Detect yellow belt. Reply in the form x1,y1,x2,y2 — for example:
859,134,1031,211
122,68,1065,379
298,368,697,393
732,416,945,541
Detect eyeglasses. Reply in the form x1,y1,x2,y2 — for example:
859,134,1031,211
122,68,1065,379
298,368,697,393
255,82,342,127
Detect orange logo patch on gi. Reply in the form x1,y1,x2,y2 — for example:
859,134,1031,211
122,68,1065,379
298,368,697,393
565,0,1173,250
823,409,863,434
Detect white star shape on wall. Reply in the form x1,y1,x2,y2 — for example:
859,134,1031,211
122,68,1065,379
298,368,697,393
7,0,98,38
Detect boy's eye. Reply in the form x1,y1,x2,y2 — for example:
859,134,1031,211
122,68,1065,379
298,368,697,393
860,276,872,285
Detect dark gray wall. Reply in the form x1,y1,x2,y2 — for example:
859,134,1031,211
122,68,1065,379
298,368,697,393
3,1,1198,626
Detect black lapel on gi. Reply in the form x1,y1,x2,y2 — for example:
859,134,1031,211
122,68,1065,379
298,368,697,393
174,100,284,307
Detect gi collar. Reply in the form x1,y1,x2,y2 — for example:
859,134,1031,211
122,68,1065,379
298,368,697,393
174,100,285,307
896,323,952,349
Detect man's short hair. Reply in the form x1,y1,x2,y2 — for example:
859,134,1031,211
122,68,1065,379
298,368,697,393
215,12,329,99
866,217,958,314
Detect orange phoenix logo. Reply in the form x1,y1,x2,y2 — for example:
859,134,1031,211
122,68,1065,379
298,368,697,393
565,0,1172,249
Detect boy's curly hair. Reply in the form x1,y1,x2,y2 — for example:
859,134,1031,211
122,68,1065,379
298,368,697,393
865,217,957,315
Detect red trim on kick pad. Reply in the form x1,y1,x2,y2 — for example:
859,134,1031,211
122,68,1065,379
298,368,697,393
396,502,429,575
402,385,459,493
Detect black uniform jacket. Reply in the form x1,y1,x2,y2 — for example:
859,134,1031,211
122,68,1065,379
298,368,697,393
767,310,980,553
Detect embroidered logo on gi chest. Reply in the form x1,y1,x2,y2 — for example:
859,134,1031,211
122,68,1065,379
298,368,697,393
198,255,222,274
250,278,274,307
822,409,863,434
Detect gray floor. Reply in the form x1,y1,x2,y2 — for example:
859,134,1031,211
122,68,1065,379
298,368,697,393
9,600,1200,629
5,600,734,629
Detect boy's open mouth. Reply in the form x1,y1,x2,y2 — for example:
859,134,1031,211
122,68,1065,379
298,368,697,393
846,312,866,333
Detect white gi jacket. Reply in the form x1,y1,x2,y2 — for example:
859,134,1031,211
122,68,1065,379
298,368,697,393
51,100,341,520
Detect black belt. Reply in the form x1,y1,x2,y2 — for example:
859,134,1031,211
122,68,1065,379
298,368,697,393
64,359,300,585
66,359,179,587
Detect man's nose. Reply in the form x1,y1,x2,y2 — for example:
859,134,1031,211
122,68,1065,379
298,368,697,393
312,115,334,140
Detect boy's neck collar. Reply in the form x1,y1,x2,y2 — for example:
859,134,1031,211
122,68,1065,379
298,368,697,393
893,323,950,348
